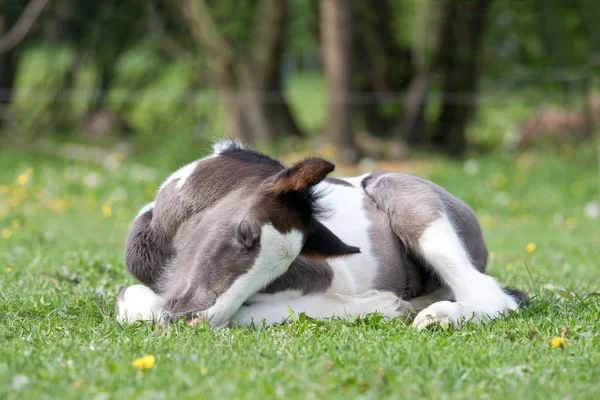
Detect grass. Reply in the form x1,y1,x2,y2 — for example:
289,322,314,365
0,142,599,400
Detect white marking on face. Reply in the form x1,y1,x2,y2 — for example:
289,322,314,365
116,284,165,323
313,179,377,295
414,214,517,329
134,201,155,220
202,224,303,327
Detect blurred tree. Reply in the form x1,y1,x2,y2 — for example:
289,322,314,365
352,0,413,139
388,0,493,155
321,0,354,161
431,0,492,155
179,0,302,145
389,0,443,144
51,0,145,136
0,0,49,131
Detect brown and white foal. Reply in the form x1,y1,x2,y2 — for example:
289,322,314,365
116,140,525,329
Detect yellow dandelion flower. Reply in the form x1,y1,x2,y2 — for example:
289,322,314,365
566,217,578,229
492,174,507,189
6,267,12,273
133,354,155,370
102,204,112,217
17,174,29,186
526,242,537,253
551,337,566,349
11,219,21,230
1,228,12,239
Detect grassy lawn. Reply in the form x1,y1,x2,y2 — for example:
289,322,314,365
0,143,599,399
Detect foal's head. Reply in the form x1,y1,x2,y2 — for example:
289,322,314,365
125,142,359,321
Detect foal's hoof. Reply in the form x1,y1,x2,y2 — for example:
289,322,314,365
412,301,459,331
115,284,164,323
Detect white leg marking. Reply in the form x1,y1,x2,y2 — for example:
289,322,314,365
202,225,304,328
116,285,165,323
230,290,414,327
413,214,517,330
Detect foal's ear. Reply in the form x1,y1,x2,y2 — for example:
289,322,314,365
269,157,335,193
301,220,360,259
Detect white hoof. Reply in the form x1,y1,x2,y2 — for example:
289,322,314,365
412,296,518,331
412,301,460,330
116,284,165,323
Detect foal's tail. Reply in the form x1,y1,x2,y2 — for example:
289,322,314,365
124,205,171,290
503,287,530,306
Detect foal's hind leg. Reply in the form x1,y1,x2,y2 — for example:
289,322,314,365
363,173,518,330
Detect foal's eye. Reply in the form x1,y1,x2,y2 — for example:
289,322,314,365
237,220,260,249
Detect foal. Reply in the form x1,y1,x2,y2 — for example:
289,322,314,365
116,140,525,329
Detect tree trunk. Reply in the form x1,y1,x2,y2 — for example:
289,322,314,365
0,46,15,132
390,0,444,143
180,0,303,146
0,0,48,131
0,10,18,131
352,0,413,139
431,0,492,155
321,0,355,162
390,71,430,143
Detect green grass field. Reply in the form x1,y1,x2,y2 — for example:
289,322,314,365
1,143,599,399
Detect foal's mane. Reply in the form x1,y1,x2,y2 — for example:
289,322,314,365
213,140,284,169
